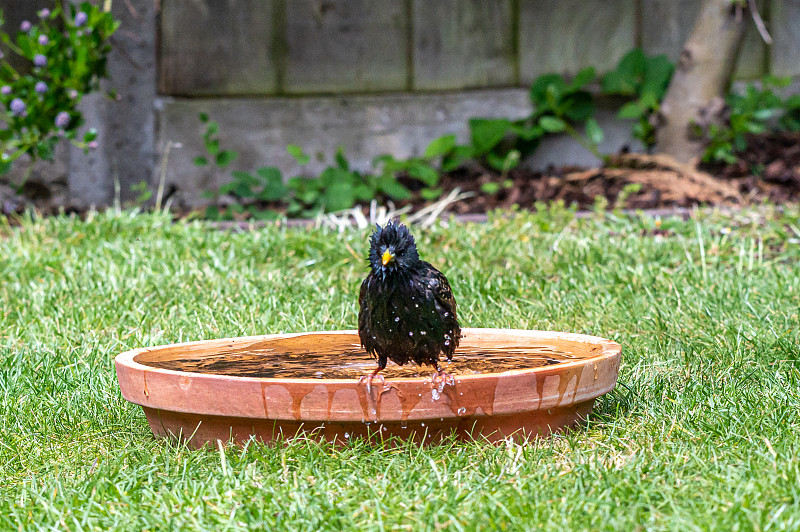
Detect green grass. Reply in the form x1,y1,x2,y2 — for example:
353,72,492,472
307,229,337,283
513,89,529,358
1,205,800,530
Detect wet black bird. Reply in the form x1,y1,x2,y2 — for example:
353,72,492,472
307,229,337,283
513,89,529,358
358,221,461,390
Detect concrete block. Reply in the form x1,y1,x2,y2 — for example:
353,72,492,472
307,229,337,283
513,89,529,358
158,89,532,206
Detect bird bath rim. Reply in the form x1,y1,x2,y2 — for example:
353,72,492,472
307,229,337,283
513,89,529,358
114,328,622,445
115,328,619,384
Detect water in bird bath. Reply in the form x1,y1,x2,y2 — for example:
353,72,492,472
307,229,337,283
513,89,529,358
134,332,588,379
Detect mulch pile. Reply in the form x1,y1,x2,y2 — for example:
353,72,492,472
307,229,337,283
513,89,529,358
412,131,800,215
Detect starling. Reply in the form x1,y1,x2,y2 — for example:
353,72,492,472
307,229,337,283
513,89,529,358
358,221,461,390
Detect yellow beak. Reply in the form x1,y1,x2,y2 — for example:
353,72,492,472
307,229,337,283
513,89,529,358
381,249,394,266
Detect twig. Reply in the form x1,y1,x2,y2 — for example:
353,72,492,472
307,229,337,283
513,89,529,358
156,141,178,212
748,0,772,45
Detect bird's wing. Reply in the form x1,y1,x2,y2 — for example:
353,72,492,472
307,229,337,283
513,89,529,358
359,275,368,307
421,262,458,319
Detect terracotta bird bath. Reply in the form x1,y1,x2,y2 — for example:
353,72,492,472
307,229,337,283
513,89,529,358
115,328,621,447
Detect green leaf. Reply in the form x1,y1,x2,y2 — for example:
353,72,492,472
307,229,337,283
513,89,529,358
256,166,283,184
585,118,604,145
469,118,512,155
486,150,520,172
641,55,674,99
569,67,596,90
320,167,354,187
193,156,208,167
423,134,457,158
205,122,219,137
322,182,355,212
215,150,238,167
481,182,501,195
538,116,568,133
287,144,311,166
204,205,221,220
296,189,320,205
231,171,258,184
352,184,374,202
287,201,302,215
377,177,412,200
616,48,645,81
752,108,779,121
199,112,209,123
441,145,474,173
83,129,98,142
530,74,566,106
334,146,349,171
248,207,280,221
420,187,443,201
407,164,439,186
618,102,644,120
511,122,544,140
560,92,595,121
205,139,220,156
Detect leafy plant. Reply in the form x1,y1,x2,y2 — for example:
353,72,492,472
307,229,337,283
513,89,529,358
780,94,800,132
372,133,460,201
194,112,237,169
701,76,788,164
0,3,118,180
446,67,604,172
602,48,674,147
287,145,420,217
528,67,605,161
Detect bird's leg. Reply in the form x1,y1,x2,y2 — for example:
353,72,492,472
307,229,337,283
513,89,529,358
430,363,454,393
359,363,386,394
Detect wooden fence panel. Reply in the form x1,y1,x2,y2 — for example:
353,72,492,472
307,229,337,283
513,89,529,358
159,0,278,96
412,0,516,90
772,0,800,78
284,0,409,94
518,0,636,83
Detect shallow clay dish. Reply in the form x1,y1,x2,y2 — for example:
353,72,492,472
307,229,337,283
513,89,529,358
115,328,621,447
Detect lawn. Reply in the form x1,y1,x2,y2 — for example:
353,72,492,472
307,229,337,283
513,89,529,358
1,206,799,530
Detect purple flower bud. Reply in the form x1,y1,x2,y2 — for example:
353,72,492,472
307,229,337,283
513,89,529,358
74,12,88,27
38,9,51,19
33,54,47,67
68,89,79,99
87,140,98,150
9,98,26,117
55,111,70,128
35,81,47,94
20,20,32,32
38,35,49,46
1,86,11,95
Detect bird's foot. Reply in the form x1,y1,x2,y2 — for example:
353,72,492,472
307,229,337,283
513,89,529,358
358,373,386,395
430,369,455,399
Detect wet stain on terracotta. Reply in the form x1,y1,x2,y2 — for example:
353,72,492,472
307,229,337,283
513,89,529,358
556,366,583,404
397,385,426,422
260,383,270,418
535,374,546,408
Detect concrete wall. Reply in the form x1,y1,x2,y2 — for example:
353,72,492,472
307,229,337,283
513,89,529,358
3,0,800,207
